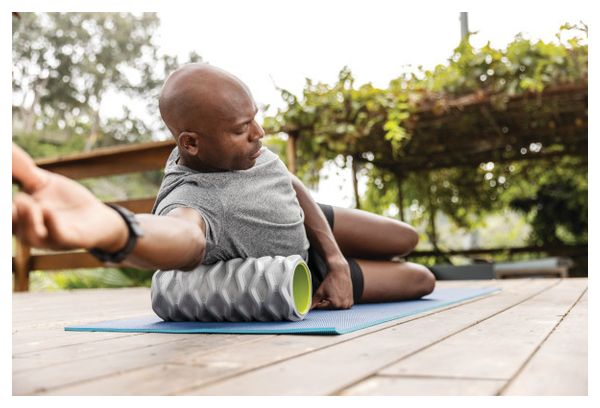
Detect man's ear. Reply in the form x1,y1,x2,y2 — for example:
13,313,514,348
178,132,200,156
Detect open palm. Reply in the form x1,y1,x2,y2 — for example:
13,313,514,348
13,144,125,251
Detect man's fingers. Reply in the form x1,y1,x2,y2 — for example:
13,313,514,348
312,300,330,310
14,193,48,246
311,294,331,310
12,201,18,231
310,296,320,310
12,143,49,193
311,290,326,310
313,296,352,310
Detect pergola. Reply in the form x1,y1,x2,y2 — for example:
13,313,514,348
352,84,587,173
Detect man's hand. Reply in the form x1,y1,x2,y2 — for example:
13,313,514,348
311,259,354,310
12,143,128,252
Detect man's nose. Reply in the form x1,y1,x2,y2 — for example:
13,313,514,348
250,120,265,140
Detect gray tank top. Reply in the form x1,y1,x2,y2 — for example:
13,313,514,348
152,146,310,264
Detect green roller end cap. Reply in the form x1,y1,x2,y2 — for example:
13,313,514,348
292,262,312,315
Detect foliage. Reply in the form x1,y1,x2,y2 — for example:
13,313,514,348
13,14,588,290
508,165,587,246
29,267,154,291
12,12,203,151
414,24,587,98
266,24,588,248
264,67,395,187
12,13,195,290
13,13,156,148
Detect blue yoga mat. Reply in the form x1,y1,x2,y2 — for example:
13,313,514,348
65,287,499,335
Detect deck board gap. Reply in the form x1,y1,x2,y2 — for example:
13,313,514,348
496,287,588,395
327,279,561,397
376,373,507,381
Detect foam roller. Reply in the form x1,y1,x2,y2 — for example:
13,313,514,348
151,255,312,322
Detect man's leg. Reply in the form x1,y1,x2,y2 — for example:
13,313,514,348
331,206,419,259
354,258,435,303
329,206,435,303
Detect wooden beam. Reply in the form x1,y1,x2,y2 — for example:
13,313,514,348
13,241,31,291
413,83,588,115
106,197,156,214
30,252,105,271
35,140,176,180
356,145,587,174
407,244,587,258
286,134,297,174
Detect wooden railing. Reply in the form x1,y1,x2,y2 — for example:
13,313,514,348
12,139,588,291
12,139,176,291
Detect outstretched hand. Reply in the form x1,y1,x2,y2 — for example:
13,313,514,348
310,259,354,310
12,144,127,252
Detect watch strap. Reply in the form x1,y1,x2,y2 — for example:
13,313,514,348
89,204,144,263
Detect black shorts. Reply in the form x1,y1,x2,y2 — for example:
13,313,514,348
307,203,365,303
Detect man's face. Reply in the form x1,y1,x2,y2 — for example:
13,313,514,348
196,88,265,172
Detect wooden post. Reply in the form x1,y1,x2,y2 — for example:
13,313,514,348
14,240,31,292
394,171,405,221
351,155,361,209
286,133,297,174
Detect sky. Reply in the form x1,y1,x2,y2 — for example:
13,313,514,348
155,7,586,115
110,5,587,209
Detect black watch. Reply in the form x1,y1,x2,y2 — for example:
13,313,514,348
89,204,144,263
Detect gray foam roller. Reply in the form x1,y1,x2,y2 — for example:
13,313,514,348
151,255,312,322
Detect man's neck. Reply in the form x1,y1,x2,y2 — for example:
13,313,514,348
178,154,228,173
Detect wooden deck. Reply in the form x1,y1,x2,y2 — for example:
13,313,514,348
12,278,587,396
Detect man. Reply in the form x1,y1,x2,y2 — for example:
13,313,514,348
12,63,435,310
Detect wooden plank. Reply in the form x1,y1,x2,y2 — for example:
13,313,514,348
14,332,203,373
36,140,175,179
501,291,588,395
48,279,552,395
13,287,148,307
16,280,507,395
14,334,271,395
174,279,557,396
378,278,587,381
13,302,153,357
13,289,157,356
12,288,151,326
12,287,149,311
339,375,505,396
40,364,212,396
13,303,151,333
13,330,142,356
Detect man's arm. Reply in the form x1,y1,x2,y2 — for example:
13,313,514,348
290,173,354,309
12,143,206,271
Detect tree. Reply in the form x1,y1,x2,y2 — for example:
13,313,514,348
12,12,193,151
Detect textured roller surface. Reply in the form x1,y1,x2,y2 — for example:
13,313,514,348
66,287,500,335
151,255,311,322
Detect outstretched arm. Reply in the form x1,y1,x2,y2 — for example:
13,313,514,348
12,143,206,271
290,173,354,310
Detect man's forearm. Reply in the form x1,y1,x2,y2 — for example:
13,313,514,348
96,213,206,271
290,174,347,268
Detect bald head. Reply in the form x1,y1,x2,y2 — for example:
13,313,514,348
159,63,254,138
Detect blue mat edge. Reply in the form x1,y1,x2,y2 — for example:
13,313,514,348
335,286,500,334
64,287,500,335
